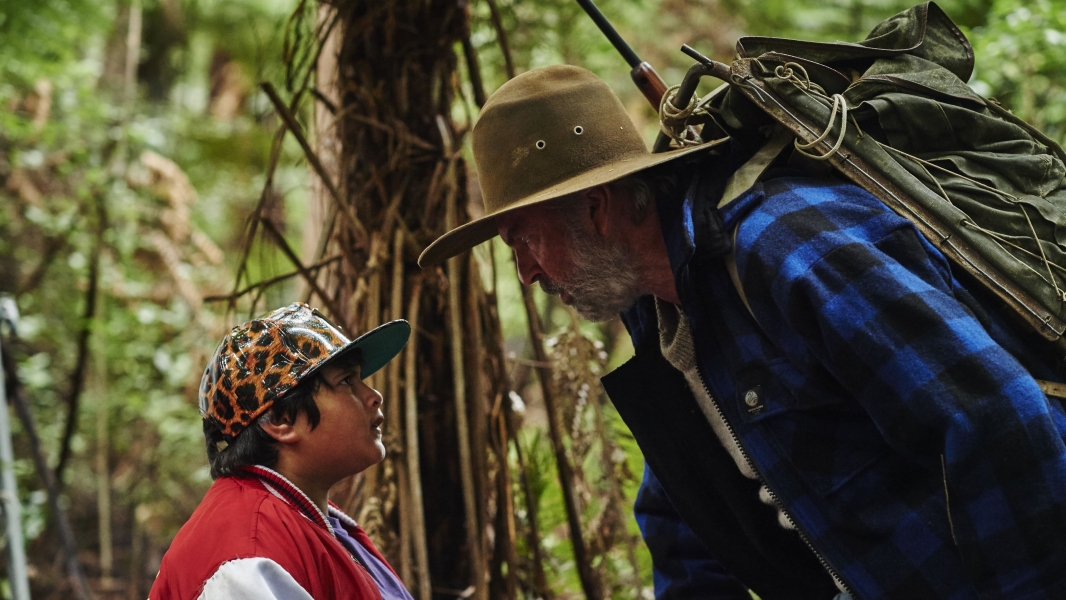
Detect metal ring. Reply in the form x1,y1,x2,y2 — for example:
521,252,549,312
536,140,546,149
573,126,583,135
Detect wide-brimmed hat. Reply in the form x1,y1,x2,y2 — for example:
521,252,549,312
199,302,410,437
418,64,725,267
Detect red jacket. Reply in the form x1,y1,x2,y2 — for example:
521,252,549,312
149,469,390,599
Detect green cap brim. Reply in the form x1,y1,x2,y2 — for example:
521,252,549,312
324,319,411,378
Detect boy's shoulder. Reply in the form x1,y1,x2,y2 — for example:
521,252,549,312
149,475,325,599
169,474,333,554
189,475,273,531
157,476,273,566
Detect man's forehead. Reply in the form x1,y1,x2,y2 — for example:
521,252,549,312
495,202,566,239
495,208,530,243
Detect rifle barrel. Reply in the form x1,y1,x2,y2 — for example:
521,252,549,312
576,0,641,68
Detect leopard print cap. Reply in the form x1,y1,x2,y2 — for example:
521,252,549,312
199,303,353,437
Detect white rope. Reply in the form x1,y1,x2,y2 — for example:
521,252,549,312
963,222,1066,276
771,62,849,161
1018,203,1064,301
775,62,812,90
963,219,1066,300
879,143,1063,301
879,143,1021,203
769,59,1063,304
792,93,849,161
659,84,702,147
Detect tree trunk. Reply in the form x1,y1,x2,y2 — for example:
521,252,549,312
311,2,504,597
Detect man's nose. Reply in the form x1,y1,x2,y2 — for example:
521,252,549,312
513,248,541,287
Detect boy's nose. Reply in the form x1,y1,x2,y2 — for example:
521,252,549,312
366,387,383,409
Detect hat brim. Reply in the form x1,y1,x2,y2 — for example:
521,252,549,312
320,319,411,379
418,138,727,267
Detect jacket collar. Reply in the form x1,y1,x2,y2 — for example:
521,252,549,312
620,149,736,349
656,145,746,294
241,465,358,536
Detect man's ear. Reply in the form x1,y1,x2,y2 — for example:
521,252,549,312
584,184,614,237
259,412,301,446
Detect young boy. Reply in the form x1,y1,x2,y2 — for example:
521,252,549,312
149,302,414,600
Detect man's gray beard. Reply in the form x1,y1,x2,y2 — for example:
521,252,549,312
541,227,643,322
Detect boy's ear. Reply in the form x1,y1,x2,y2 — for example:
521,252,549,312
259,412,301,445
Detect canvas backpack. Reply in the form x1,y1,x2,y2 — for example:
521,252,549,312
660,2,1066,393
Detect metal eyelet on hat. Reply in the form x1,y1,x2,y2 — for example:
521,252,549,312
535,140,546,149
573,126,583,135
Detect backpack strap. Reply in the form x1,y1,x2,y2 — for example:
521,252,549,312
717,128,794,211
725,226,754,320
1039,380,1066,400
719,129,793,321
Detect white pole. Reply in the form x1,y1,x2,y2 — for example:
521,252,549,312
0,296,31,600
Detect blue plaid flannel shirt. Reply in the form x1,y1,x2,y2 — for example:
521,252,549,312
631,174,1066,599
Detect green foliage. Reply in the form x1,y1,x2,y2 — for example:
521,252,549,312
968,0,1066,145
720,0,997,40
2,0,1063,596
0,0,109,82
0,0,306,592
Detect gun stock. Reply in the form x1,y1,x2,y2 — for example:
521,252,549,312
631,61,668,109
578,0,716,150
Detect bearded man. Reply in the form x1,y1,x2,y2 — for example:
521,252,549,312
419,65,1066,600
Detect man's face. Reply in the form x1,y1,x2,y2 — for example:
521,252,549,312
297,362,386,483
496,199,643,321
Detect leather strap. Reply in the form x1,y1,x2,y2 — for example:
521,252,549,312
718,128,794,209
721,129,793,321
726,225,755,321
1038,380,1066,399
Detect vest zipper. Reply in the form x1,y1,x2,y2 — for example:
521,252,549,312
349,552,371,575
695,370,856,597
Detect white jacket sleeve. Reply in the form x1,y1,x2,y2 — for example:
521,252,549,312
197,557,313,600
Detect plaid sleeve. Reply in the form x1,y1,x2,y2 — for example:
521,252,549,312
735,178,1066,597
634,464,751,600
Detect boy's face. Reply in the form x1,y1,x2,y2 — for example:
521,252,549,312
296,362,386,484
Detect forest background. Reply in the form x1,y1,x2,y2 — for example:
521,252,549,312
0,0,1063,598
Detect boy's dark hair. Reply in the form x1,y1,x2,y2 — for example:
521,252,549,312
203,349,362,479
